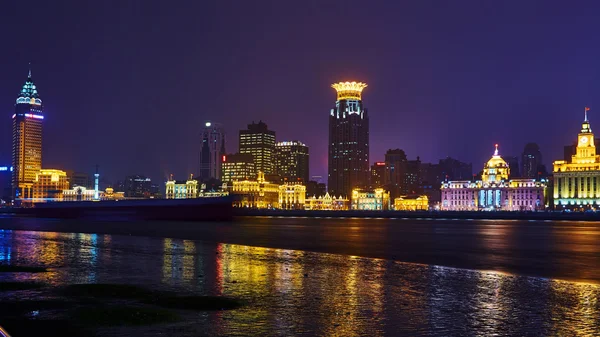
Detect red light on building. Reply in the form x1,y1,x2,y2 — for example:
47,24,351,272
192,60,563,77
222,155,226,162
375,162,385,166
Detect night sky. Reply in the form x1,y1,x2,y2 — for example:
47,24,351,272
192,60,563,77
1,1,600,184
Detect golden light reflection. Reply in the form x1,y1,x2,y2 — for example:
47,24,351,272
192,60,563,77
162,238,172,283
183,240,195,281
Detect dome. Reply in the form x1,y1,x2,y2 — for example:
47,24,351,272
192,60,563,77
485,144,508,168
482,144,510,183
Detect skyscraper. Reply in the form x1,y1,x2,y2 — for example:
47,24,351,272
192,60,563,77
239,121,276,174
12,69,44,199
328,82,369,197
200,121,226,181
275,141,309,183
521,143,543,179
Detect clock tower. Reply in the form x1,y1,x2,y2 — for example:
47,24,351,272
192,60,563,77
574,109,596,162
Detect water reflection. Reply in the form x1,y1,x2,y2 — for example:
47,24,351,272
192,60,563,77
0,230,598,336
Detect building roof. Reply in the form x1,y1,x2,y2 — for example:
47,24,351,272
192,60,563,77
485,144,508,168
16,68,42,105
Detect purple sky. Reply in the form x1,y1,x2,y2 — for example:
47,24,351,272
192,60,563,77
1,1,599,184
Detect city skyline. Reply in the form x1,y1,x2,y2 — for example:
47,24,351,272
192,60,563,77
2,2,600,184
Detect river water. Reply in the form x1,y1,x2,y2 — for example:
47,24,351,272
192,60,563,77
0,216,599,336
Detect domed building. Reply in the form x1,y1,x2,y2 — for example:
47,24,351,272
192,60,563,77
441,145,547,211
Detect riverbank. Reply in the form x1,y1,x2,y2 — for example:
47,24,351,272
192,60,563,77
233,208,600,221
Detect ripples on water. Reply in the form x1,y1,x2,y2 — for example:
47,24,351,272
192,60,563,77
0,229,599,336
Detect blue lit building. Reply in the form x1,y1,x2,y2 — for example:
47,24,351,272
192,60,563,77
12,69,44,199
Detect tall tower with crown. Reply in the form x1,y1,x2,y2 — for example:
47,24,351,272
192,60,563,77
12,66,44,199
328,81,369,197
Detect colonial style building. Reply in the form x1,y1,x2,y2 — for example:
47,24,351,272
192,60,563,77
278,183,306,210
231,172,281,208
165,175,198,199
553,110,600,209
305,193,350,210
441,145,547,211
351,188,390,210
394,195,429,211
32,169,69,202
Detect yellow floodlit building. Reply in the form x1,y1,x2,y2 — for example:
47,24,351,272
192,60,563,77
394,195,429,211
351,188,390,210
32,169,69,202
278,183,306,209
553,110,600,209
231,172,280,208
305,193,350,210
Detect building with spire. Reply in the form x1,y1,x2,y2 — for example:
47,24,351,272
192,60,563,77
328,81,369,198
12,68,44,199
200,121,226,181
441,144,547,211
553,107,600,209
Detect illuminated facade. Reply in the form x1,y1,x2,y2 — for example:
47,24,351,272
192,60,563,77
275,141,309,183
200,121,226,181
231,172,280,208
221,153,255,184
278,183,306,209
12,69,44,199
32,169,69,202
394,195,429,211
441,145,547,211
553,110,600,209
328,82,369,198
63,186,125,201
165,175,198,199
305,193,350,210
351,188,390,210
239,121,276,174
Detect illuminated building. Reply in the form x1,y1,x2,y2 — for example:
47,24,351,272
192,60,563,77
221,153,255,185
351,188,390,210
328,81,369,198
441,145,547,211
521,143,542,178
32,169,69,202
124,175,152,198
200,121,226,181
553,110,600,209
102,187,125,200
278,183,306,209
165,175,198,199
239,121,276,174
63,186,125,201
12,68,44,199
198,182,229,197
275,141,309,183
370,162,386,187
394,195,429,211
231,172,279,208
305,192,349,210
